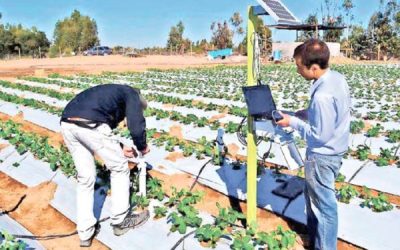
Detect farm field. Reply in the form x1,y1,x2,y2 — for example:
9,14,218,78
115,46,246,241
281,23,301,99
0,62,399,250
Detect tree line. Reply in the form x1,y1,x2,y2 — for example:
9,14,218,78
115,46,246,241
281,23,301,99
297,0,399,60
0,10,98,58
0,1,399,59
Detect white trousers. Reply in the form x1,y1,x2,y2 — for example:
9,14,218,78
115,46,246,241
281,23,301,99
61,122,130,240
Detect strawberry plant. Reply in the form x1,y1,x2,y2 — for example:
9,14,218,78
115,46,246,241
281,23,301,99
210,121,220,131
153,206,168,219
146,178,165,201
335,173,346,182
195,224,223,248
196,117,208,127
255,226,297,250
245,222,257,237
0,229,27,250
387,129,400,143
0,91,62,116
224,121,239,134
337,185,359,204
361,192,393,212
350,120,365,134
130,194,150,209
165,137,179,152
360,186,393,212
376,148,396,166
230,231,254,250
0,120,76,176
181,144,195,157
215,203,245,231
355,145,371,161
179,191,204,206
294,136,306,148
168,205,202,234
366,123,383,137
0,80,75,100
165,187,186,207
155,110,169,120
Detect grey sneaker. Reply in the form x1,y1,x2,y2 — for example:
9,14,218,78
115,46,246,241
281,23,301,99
112,210,150,236
80,223,101,247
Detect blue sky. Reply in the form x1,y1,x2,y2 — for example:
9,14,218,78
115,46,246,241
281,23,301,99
0,0,383,48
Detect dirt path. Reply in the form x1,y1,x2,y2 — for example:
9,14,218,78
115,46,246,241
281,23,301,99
0,55,397,81
0,55,247,79
0,172,108,250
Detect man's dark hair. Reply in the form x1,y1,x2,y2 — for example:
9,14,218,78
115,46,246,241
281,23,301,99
293,39,330,69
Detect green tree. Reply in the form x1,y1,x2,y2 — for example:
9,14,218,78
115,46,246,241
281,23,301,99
367,0,399,59
0,24,16,57
230,12,244,37
348,25,369,57
297,14,319,42
167,21,187,53
12,25,50,57
342,0,355,39
0,22,49,58
323,15,345,42
51,10,99,56
239,16,271,56
210,21,233,50
192,39,209,54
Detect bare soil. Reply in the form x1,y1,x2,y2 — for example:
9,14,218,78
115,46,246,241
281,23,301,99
1,55,395,81
164,152,184,162
0,55,247,80
0,172,108,250
168,124,183,139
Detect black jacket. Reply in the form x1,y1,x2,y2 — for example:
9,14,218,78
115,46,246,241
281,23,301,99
62,84,147,150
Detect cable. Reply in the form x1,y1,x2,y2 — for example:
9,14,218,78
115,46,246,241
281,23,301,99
236,117,264,147
237,117,248,146
0,195,26,216
170,230,196,250
11,216,110,240
6,172,111,241
259,139,273,162
189,159,213,192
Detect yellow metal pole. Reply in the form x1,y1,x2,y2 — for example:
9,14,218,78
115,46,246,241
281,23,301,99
246,5,258,225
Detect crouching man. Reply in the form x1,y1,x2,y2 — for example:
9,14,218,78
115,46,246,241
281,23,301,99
276,39,351,250
60,84,150,247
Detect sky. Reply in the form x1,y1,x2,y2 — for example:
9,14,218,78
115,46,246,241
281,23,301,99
0,0,384,48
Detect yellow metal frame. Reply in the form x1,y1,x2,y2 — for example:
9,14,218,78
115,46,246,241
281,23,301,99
246,5,258,225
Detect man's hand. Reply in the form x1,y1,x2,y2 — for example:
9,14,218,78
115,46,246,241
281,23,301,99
123,145,137,158
276,111,291,127
139,145,150,156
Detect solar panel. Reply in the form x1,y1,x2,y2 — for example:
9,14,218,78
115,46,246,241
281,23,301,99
256,0,300,24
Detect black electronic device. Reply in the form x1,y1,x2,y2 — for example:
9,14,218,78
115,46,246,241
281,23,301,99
242,80,282,121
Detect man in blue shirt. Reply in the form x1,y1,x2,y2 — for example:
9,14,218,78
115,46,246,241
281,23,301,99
277,39,351,250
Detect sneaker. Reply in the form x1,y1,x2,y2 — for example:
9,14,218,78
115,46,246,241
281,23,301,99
112,210,150,236
80,223,101,247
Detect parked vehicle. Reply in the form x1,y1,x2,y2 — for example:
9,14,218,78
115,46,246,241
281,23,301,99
207,48,233,60
83,46,112,56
